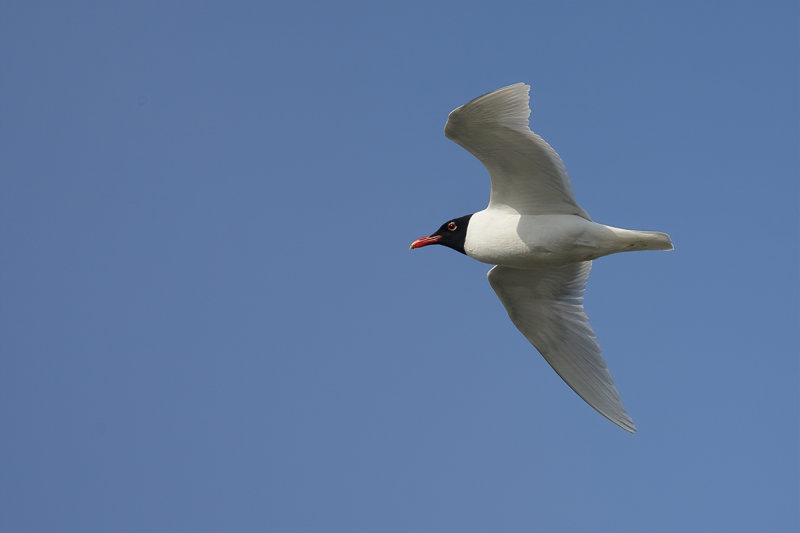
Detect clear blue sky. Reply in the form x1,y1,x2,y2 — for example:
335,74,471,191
1,1,798,532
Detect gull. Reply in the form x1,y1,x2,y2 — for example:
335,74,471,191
410,83,673,432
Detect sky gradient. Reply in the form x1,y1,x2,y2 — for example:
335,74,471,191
1,1,798,532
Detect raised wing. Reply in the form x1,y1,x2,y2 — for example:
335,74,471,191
487,262,635,432
445,83,590,219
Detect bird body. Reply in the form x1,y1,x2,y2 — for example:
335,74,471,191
465,211,672,268
410,83,673,432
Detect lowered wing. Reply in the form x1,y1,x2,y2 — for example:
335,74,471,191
487,262,635,432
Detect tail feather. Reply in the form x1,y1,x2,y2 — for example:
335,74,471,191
639,231,673,251
605,227,674,252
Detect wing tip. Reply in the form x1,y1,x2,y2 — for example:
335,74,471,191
445,82,532,139
614,414,638,433
581,393,638,433
592,404,636,433
589,394,638,434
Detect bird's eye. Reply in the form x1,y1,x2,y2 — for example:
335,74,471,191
447,222,457,231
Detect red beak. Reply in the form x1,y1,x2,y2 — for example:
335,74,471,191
409,235,442,249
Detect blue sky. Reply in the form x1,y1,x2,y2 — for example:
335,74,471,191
1,1,798,532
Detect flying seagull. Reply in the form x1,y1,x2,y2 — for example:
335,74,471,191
410,83,673,432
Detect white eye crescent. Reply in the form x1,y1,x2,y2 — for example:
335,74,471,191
447,222,457,231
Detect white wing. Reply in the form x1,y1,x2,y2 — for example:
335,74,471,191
487,262,636,432
445,83,590,219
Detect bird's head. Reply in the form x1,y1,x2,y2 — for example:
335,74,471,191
410,214,472,255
